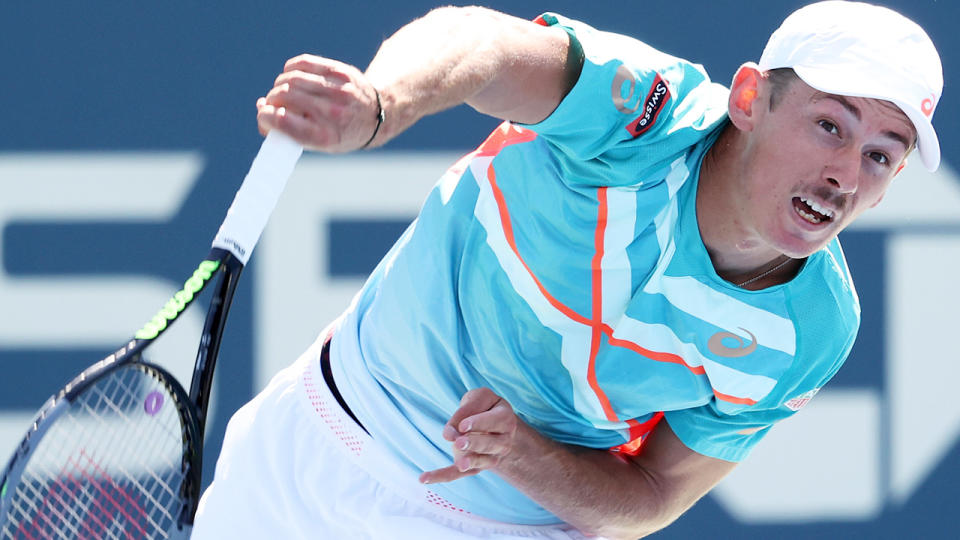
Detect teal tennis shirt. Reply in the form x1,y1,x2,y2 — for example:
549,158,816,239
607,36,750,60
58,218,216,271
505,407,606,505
330,13,860,524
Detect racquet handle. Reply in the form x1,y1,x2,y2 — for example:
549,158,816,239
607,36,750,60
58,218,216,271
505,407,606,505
212,130,303,265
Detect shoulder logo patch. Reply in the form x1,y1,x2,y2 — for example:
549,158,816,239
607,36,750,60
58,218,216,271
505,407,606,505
625,74,670,138
785,388,820,411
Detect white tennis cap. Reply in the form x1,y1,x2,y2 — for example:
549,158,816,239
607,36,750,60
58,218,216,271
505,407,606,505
759,1,943,171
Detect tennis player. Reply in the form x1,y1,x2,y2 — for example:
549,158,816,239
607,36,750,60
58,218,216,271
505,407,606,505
192,2,943,538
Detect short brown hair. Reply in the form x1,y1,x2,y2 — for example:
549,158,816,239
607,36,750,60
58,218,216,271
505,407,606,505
765,68,799,111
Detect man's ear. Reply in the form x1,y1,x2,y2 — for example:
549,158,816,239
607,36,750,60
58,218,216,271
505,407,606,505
728,63,763,131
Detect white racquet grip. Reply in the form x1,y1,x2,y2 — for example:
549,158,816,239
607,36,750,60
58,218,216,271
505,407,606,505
212,130,303,265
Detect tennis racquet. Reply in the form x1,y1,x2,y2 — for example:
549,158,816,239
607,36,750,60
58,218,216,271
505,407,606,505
0,130,303,539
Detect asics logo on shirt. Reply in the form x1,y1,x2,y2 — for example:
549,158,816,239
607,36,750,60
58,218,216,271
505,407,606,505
708,328,758,358
611,65,641,114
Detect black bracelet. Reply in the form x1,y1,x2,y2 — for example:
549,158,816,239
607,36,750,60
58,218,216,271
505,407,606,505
361,87,384,149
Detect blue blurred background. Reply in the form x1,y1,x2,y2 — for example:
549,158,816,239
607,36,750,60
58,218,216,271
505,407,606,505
1,1,958,538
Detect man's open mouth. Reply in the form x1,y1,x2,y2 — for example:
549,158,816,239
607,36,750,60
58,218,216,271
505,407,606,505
792,197,835,225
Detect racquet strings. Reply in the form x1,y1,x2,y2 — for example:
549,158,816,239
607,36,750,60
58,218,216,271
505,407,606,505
1,364,189,539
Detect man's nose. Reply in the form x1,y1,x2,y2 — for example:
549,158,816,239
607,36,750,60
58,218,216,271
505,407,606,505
824,146,861,194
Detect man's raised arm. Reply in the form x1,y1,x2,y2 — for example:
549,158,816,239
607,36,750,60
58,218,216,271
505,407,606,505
256,6,581,153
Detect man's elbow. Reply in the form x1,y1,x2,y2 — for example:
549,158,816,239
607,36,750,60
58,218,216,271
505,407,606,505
588,515,674,540
588,473,697,539
589,509,683,540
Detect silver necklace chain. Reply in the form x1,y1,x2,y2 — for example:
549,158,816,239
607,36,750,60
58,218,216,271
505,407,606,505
736,255,794,287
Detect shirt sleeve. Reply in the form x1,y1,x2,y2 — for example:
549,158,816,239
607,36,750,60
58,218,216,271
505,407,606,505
522,13,729,188
663,327,857,463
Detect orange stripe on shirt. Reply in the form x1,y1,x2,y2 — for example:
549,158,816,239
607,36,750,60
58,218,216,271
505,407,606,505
587,188,618,422
603,326,707,375
476,123,538,158
486,163,593,327
712,390,758,406
613,412,666,456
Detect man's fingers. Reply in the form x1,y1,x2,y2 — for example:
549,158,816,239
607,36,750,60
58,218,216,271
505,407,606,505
428,390,521,485
455,403,516,435
283,54,335,75
274,70,346,98
445,388,505,435
283,54,355,82
255,98,269,136
454,432,509,456
264,83,346,127
419,447,502,484
442,424,459,442
257,105,334,149
419,465,479,485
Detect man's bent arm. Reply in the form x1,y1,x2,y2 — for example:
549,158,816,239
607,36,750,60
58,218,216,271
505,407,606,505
504,420,735,539
256,7,580,152
421,389,737,540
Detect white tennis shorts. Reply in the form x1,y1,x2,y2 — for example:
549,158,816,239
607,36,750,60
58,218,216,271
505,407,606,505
191,330,593,539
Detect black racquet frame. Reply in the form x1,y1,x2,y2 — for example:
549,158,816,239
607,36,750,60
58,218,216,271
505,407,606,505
0,131,301,539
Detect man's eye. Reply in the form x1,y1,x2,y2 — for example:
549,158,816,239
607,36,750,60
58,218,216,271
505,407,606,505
868,151,889,166
818,119,839,135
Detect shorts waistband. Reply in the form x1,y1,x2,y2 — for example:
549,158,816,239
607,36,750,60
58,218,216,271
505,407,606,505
319,331,367,434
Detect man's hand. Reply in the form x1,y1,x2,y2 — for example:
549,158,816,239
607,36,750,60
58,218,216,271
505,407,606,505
419,387,522,484
256,54,382,153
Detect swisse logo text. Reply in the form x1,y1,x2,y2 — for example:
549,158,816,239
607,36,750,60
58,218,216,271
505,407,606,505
626,74,670,138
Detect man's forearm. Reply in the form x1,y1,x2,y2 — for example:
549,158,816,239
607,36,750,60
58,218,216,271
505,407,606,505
493,422,677,540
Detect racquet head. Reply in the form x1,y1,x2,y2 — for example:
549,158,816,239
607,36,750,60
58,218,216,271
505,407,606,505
0,130,303,539
0,360,201,539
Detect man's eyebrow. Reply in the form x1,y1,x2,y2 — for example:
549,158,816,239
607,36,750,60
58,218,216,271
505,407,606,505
881,128,913,151
813,92,915,150
818,94,861,120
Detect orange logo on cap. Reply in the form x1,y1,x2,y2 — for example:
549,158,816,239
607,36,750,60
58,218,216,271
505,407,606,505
921,95,935,117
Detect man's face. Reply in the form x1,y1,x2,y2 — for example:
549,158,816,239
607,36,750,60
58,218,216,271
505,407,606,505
737,78,916,258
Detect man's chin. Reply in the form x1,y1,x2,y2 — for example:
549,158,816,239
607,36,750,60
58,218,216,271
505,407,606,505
771,233,835,260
